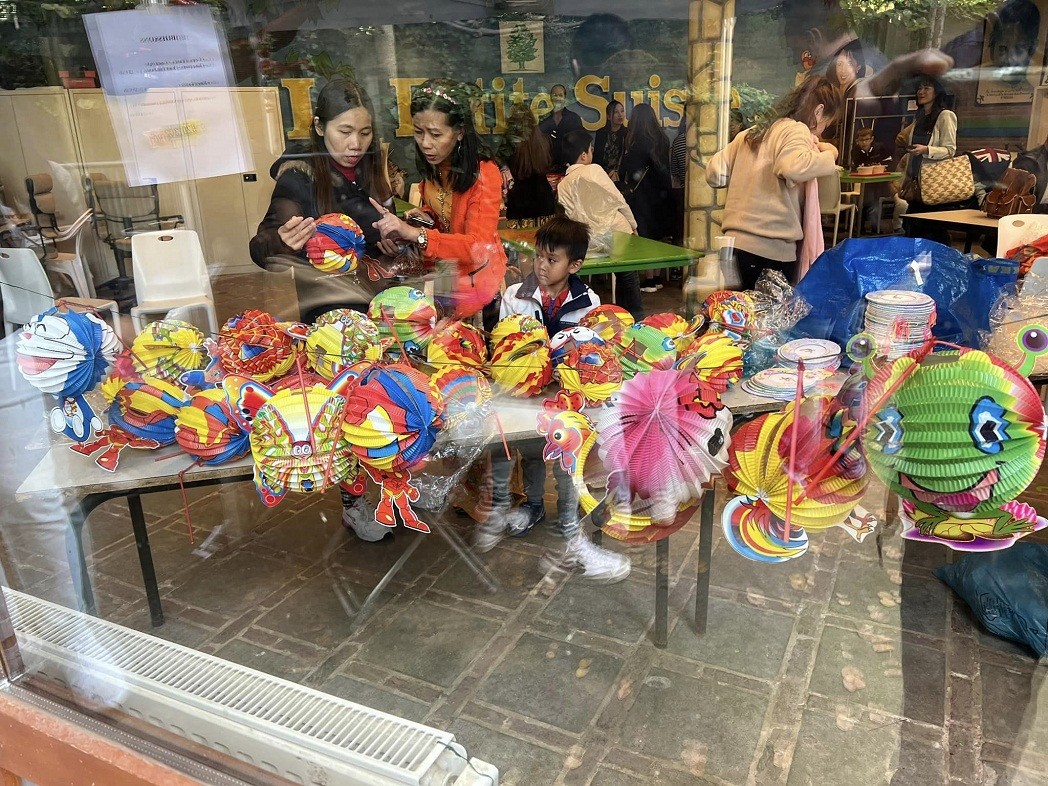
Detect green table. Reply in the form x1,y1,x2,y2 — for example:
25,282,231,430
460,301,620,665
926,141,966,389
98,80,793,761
839,172,904,236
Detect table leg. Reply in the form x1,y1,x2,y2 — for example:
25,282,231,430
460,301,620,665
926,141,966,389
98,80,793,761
654,537,669,649
695,487,716,634
347,533,426,633
127,495,164,627
435,519,500,593
65,499,96,616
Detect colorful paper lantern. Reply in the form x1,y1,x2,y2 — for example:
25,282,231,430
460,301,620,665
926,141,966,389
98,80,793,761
130,319,207,383
305,213,366,274
863,348,1047,550
578,305,635,348
430,364,492,428
174,388,250,466
674,332,743,393
427,320,487,370
305,309,382,380
217,310,300,383
489,315,552,397
368,287,437,359
704,290,753,342
557,344,622,405
618,324,677,378
549,325,605,368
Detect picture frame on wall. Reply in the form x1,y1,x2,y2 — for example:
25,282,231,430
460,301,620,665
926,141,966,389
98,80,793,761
975,1,1048,105
499,20,544,73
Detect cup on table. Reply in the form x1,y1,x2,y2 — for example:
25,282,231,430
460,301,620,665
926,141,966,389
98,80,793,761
714,235,735,264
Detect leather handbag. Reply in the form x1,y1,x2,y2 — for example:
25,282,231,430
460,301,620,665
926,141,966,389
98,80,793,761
919,155,975,206
983,167,1037,218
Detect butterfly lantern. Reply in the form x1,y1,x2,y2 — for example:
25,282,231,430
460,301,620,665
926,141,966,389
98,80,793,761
71,371,189,471
224,369,361,507
341,363,445,532
217,310,301,384
15,308,121,444
862,330,1048,551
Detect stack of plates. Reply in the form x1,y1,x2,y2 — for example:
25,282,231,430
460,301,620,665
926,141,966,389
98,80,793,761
741,367,835,400
864,290,935,359
776,338,841,372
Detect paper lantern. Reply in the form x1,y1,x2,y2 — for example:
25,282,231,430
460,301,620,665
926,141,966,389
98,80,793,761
428,320,487,370
704,290,753,341
579,305,634,348
640,312,692,350
305,309,382,380
101,373,189,446
430,364,493,429
549,325,605,368
864,348,1046,550
558,344,622,405
305,213,366,274
130,319,207,383
489,316,551,397
618,324,677,378
675,332,743,393
217,310,299,383
175,388,250,466
368,287,437,359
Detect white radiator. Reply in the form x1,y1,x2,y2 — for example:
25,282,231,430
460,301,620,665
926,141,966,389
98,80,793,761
4,589,497,786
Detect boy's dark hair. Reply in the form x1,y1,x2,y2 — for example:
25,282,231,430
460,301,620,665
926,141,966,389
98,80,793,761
561,129,595,166
536,216,589,263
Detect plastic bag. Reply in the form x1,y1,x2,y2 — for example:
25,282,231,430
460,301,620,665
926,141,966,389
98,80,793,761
935,543,1048,657
793,237,1017,346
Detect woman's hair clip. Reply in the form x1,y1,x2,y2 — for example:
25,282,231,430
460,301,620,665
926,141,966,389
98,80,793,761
415,85,458,106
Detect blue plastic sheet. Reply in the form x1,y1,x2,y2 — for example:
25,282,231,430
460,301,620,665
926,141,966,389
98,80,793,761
792,237,1018,348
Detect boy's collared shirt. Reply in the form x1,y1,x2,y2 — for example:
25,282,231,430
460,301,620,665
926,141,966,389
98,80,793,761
501,272,600,336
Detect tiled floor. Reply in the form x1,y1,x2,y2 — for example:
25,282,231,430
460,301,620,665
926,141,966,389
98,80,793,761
1,274,1046,785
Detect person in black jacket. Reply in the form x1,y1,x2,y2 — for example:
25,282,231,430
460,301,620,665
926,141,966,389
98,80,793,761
539,84,585,174
592,100,627,179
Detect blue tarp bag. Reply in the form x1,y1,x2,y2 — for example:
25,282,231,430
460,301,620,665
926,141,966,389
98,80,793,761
935,543,1048,657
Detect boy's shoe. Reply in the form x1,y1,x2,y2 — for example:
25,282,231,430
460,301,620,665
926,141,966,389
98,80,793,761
473,504,530,553
640,279,659,293
342,498,391,542
539,533,631,583
508,502,546,537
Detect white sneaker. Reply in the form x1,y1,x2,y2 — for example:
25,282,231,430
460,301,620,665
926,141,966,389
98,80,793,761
342,498,390,542
540,533,631,583
473,505,529,553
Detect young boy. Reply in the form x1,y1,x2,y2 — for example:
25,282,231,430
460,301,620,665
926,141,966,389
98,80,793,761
475,216,630,583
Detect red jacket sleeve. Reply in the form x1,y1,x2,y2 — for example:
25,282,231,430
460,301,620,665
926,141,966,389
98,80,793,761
425,160,506,270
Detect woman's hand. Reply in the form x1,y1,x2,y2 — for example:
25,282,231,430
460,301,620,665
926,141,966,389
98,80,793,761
369,197,417,243
277,216,316,251
376,238,402,257
909,144,929,156
816,141,838,158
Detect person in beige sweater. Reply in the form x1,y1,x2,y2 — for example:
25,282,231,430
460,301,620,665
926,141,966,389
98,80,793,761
707,76,842,289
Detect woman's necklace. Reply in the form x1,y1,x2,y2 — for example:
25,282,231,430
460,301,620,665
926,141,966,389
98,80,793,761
435,171,452,233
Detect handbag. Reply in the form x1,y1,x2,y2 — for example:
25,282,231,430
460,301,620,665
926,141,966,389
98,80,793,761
619,165,649,197
983,167,1037,218
919,155,975,206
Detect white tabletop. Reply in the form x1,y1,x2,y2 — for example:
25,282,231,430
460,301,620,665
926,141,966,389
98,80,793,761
903,208,998,229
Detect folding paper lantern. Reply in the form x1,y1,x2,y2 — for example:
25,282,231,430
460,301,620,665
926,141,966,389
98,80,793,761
305,309,382,380
578,304,634,349
175,388,250,466
217,310,300,383
224,371,360,507
430,364,492,428
16,308,121,443
427,320,487,370
368,287,437,359
640,313,692,351
305,213,366,274
558,344,622,405
130,319,207,383
489,315,552,397
864,348,1047,550
675,332,743,393
617,324,677,378
704,290,753,341
549,325,605,368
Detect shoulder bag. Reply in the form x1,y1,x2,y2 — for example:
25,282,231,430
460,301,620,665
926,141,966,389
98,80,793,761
983,167,1037,218
919,155,975,206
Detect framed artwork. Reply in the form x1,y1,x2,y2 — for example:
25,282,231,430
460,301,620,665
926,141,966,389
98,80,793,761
499,20,544,73
975,4,1048,105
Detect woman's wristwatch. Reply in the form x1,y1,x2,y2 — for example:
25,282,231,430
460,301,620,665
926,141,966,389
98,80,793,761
416,228,428,250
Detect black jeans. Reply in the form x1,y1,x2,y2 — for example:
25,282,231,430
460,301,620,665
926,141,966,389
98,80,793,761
735,249,797,291
614,271,645,321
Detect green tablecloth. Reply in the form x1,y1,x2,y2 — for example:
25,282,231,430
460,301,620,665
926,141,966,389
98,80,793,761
501,229,697,275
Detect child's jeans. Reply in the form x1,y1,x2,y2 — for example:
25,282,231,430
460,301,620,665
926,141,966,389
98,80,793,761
490,443,580,538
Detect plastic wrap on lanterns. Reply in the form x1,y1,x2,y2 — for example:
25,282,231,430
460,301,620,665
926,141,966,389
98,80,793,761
16,309,121,443
558,344,622,405
175,388,250,466
723,396,868,563
305,213,366,274
674,332,744,393
489,315,552,397
305,309,382,380
341,363,444,531
368,287,437,359
578,305,634,352
863,347,1047,550
217,310,300,383
549,325,605,368
427,320,487,370
618,324,677,378
704,290,754,342
224,370,360,507
130,319,207,383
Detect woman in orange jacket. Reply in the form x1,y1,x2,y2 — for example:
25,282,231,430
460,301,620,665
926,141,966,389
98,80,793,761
371,80,507,327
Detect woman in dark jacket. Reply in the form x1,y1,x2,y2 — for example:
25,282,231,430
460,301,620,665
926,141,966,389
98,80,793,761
618,103,674,290
505,125,556,227
593,100,627,179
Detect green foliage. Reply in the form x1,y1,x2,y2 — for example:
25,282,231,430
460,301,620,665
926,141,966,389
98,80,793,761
838,0,996,32
506,22,538,70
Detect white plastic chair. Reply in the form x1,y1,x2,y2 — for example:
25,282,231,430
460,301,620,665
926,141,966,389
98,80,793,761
0,247,121,340
129,229,218,335
41,210,96,299
997,214,1048,258
817,174,857,247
